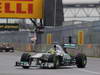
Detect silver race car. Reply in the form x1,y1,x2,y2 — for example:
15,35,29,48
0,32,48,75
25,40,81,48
15,44,87,69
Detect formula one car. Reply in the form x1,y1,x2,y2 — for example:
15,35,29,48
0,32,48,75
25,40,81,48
15,44,87,69
0,44,14,52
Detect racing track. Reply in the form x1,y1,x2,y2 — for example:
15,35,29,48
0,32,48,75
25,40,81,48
0,51,100,75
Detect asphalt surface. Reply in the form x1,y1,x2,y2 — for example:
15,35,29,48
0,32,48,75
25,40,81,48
0,51,100,75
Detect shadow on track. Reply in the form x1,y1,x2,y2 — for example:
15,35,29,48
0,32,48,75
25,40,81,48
15,66,77,70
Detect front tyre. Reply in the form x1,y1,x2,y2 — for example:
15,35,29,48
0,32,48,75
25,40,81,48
76,53,87,68
20,53,31,69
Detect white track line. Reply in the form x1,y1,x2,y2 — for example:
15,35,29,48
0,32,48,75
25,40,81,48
78,69,100,75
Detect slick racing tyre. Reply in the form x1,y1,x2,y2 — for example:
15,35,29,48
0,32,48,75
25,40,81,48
20,53,31,69
76,53,87,68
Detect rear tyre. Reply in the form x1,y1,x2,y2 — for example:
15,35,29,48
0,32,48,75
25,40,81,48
76,53,87,68
20,53,31,69
0,50,3,52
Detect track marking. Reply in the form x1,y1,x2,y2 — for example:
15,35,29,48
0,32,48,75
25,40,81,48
78,69,100,75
